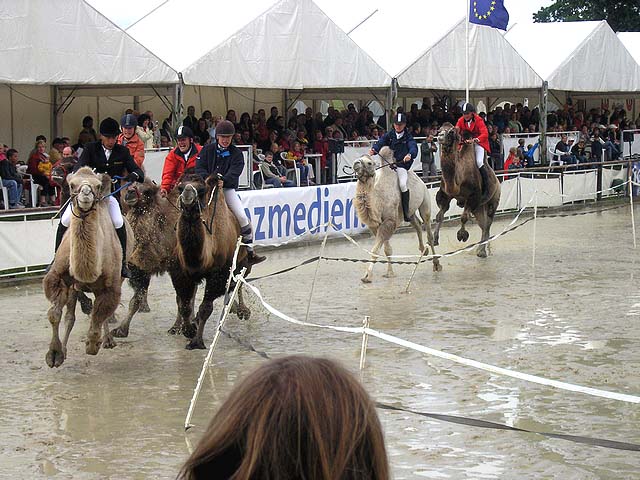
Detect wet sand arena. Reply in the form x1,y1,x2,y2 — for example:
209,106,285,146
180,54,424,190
2,202,640,479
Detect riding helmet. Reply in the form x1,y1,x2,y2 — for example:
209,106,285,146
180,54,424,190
176,125,194,139
461,102,476,114
99,117,121,137
120,113,137,128
216,120,236,136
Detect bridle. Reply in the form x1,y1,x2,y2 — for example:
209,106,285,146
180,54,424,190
178,182,221,235
69,183,99,219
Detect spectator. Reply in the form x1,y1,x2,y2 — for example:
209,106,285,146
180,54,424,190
503,147,522,179
160,135,171,148
178,355,389,480
194,118,211,146
0,148,25,209
183,106,198,131
420,134,437,180
118,114,145,167
240,130,251,145
516,138,526,160
79,116,98,143
202,110,213,128
590,130,605,162
286,140,311,185
313,130,329,184
603,124,621,160
226,109,238,126
488,132,502,170
28,140,56,206
296,128,309,148
238,112,252,138
571,139,588,165
136,113,155,150
49,138,65,164
160,126,201,196
266,106,279,131
552,134,575,165
260,151,294,188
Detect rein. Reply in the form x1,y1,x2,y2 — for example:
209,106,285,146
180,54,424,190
203,185,220,235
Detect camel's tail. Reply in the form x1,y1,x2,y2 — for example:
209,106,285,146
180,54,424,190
43,272,66,303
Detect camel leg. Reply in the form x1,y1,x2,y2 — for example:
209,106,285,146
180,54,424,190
44,271,69,368
457,208,470,242
423,219,443,272
112,267,149,338
232,285,251,321
138,289,151,313
434,189,451,246
382,241,395,278
475,207,493,258
362,234,384,284
173,273,198,338
187,272,226,350
86,288,120,355
410,216,425,253
61,290,78,358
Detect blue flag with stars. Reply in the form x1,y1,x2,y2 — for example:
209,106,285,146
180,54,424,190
469,0,509,30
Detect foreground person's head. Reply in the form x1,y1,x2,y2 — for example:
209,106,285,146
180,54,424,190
179,355,389,480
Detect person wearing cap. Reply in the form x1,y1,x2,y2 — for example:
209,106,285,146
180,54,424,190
118,113,145,167
195,120,266,265
160,126,202,195
46,117,144,278
455,102,491,199
368,112,418,222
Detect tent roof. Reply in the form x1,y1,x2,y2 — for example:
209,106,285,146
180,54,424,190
181,0,391,89
396,19,542,91
618,32,640,65
0,0,177,85
505,21,640,92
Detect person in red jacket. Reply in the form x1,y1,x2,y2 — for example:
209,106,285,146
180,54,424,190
118,114,146,167
160,126,201,196
455,102,491,199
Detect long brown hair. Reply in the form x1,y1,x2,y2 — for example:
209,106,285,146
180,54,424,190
179,355,389,480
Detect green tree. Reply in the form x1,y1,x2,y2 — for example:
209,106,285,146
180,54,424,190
533,1,640,32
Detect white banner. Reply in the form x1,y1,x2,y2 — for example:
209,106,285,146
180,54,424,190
602,166,628,197
237,183,367,246
519,174,563,208
622,130,640,158
562,170,597,204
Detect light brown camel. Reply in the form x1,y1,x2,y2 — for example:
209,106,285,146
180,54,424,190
43,167,132,367
174,173,251,350
353,146,441,284
111,179,190,338
434,123,501,258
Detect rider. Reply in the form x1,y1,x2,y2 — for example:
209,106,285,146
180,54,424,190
455,102,490,199
47,117,144,278
117,113,145,167
195,120,266,266
368,113,418,222
160,125,201,196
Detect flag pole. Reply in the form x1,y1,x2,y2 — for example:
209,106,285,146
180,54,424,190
465,0,470,102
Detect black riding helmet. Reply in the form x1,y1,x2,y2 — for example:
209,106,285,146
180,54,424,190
461,102,476,114
176,125,194,139
216,120,235,136
120,113,137,128
99,117,120,137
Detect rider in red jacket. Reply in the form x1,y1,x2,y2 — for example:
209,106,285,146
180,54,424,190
455,102,490,199
160,126,202,195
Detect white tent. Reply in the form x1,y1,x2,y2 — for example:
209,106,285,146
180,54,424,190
0,0,176,85
505,21,640,93
618,32,640,66
181,0,391,90
396,19,542,92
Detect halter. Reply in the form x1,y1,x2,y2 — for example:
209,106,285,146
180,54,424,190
178,182,221,235
69,183,99,219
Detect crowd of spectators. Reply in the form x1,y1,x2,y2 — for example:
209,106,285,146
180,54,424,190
2,99,639,209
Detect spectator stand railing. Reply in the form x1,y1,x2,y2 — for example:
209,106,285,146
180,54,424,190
501,130,580,167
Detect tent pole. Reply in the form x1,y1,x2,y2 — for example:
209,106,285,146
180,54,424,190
465,0,470,102
540,81,548,164
284,89,289,123
175,74,184,137
52,85,59,138
9,85,14,147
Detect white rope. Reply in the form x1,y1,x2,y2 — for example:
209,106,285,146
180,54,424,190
238,276,640,404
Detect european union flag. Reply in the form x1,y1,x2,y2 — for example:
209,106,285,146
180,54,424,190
469,0,509,31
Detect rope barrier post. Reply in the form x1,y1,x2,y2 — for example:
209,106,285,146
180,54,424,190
628,165,637,249
403,244,429,294
359,316,371,376
532,188,538,268
184,267,247,431
304,219,332,323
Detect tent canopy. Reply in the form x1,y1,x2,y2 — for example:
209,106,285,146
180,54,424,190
396,19,542,92
0,0,177,85
505,21,640,93
181,0,391,89
618,32,640,66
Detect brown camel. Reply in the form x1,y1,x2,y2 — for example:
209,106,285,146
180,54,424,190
353,146,441,283
434,123,501,258
174,173,251,350
43,167,132,367
111,179,189,338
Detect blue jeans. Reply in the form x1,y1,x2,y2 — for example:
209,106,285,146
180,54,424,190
296,162,309,183
265,177,295,188
2,179,23,206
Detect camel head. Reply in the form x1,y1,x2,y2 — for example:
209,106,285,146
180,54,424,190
68,167,107,213
353,155,377,180
123,178,160,208
176,173,206,210
437,122,458,154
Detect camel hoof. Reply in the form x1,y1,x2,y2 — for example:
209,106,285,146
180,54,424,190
361,276,372,284
167,325,181,335
79,296,93,315
45,349,65,368
433,262,443,272
477,249,488,258
138,302,151,313
102,336,117,349
236,307,251,321
182,323,197,339
85,341,101,355
111,326,129,338
457,230,469,242
382,272,395,278
186,339,206,350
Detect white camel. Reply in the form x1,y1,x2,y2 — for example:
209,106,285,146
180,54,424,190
353,146,442,284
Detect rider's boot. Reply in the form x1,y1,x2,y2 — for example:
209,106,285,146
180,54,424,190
115,225,131,278
479,164,490,201
401,190,412,222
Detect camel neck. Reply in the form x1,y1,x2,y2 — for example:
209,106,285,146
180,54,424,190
69,211,101,284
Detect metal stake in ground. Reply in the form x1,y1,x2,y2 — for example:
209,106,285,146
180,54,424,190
532,188,538,268
304,219,333,323
184,267,247,431
629,175,637,249
359,316,371,375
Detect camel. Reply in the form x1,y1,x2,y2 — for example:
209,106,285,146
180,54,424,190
43,167,132,367
110,179,187,338
434,123,501,258
353,146,441,284
174,173,251,350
